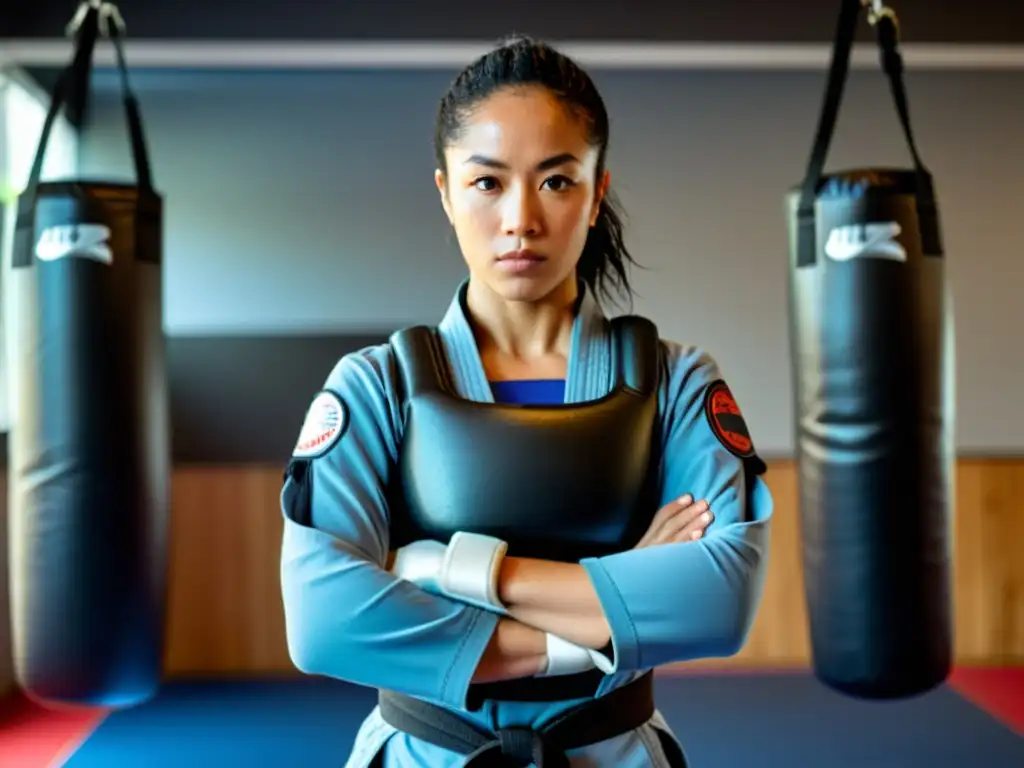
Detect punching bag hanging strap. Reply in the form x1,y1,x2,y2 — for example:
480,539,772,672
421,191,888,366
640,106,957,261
871,9,943,256
794,0,941,268
15,1,155,268
794,0,861,269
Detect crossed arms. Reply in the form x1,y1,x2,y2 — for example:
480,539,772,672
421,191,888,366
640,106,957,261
280,343,773,707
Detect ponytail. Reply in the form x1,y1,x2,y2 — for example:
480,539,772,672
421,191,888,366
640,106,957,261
577,189,639,309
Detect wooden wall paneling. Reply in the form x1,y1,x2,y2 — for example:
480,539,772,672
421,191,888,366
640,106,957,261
953,460,1024,664
165,467,289,675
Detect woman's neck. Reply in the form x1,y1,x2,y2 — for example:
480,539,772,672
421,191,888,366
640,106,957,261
465,277,578,367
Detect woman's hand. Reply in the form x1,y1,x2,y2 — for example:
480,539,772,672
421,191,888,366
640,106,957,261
633,495,713,549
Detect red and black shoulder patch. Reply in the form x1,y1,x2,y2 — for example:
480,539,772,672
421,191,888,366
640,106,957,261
703,379,756,459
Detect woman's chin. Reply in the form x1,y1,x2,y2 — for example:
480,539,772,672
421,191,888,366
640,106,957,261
468,263,578,306
490,272,568,304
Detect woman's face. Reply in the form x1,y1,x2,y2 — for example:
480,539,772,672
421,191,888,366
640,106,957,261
436,86,609,304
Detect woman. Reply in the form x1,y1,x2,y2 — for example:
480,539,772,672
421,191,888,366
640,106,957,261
281,36,774,767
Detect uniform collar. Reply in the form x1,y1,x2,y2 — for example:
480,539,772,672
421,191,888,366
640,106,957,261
436,278,613,404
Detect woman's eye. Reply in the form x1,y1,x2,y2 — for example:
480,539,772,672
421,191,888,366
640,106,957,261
543,175,574,191
474,177,498,191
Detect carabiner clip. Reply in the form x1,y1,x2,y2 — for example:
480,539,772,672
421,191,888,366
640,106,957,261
863,0,900,37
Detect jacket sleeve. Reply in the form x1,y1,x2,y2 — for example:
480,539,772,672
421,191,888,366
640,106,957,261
280,344,499,707
580,341,774,672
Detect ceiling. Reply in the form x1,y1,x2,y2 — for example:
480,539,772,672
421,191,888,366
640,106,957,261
4,0,1023,44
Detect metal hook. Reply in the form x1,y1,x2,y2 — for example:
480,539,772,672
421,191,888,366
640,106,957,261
862,0,900,36
65,0,127,39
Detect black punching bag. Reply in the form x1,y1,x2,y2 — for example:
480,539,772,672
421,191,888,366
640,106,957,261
785,0,954,700
7,6,170,707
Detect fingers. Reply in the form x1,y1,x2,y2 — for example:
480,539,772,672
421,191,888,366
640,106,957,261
635,494,691,548
636,495,714,549
661,499,713,542
651,493,692,529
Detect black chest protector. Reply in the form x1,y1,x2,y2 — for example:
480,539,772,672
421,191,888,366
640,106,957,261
385,316,663,563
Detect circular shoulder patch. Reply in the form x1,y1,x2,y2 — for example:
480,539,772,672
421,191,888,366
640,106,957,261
704,379,755,459
293,390,348,459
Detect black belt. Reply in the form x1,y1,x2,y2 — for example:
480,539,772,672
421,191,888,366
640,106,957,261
466,668,605,710
378,671,655,767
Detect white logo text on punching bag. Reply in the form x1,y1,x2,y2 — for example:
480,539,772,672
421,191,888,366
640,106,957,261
824,222,906,263
35,224,114,266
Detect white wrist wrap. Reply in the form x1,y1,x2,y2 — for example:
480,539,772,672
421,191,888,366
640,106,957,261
440,531,508,613
542,633,597,677
588,647,616,674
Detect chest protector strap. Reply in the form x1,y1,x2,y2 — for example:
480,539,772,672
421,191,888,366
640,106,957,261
390,315,660,401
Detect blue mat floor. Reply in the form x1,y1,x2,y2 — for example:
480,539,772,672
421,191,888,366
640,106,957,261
63,673,1024,767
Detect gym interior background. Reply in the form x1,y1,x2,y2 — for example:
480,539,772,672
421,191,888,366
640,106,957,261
0,0,1022,764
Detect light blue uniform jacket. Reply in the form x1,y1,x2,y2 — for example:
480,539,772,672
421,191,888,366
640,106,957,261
280,280,774,767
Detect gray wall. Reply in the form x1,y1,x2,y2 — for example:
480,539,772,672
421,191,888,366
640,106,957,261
76,66,1024,456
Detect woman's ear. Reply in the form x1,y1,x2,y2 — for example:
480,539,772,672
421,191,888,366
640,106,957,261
434,169,454,225
590,169,610,226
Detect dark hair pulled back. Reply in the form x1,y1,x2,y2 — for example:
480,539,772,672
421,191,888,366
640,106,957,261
434,35,639,306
